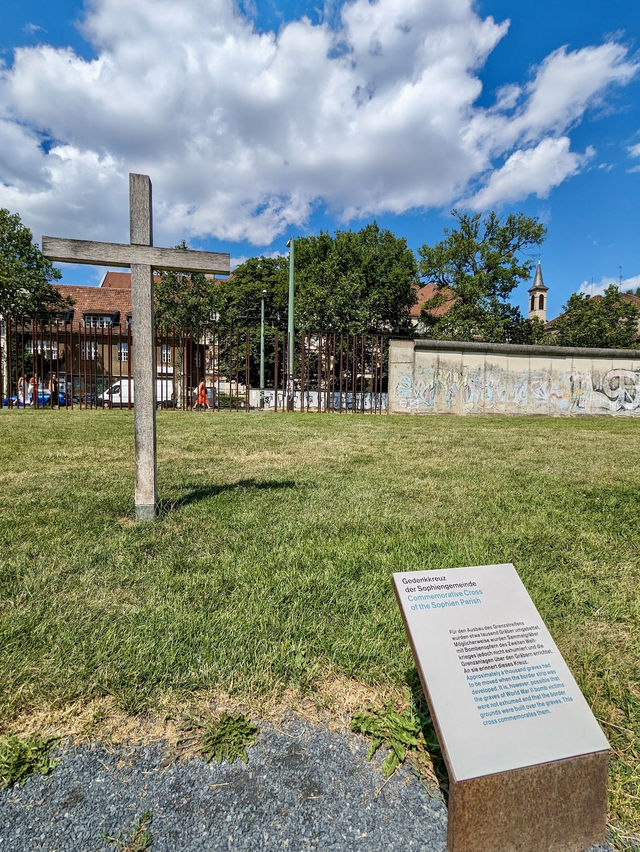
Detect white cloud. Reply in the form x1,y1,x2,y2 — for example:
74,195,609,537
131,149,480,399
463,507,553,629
23,23,46,36
230,250,283,270
628,140,640,159
577,274,640,297
465,138,594,210
517,43,636,142
464,42,638,186
0,0,637,247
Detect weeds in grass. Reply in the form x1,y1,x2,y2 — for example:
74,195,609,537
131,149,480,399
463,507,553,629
607,822,640,852
351,701,432,779
176,711,260,765
0,734,58,790
104,810,152,852
200,713,259,764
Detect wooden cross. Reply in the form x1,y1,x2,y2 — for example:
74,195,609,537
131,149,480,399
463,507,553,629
42,173,230,520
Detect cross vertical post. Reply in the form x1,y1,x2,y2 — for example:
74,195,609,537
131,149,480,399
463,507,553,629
41,172,230,521
287,237,295,410
129,174,157,520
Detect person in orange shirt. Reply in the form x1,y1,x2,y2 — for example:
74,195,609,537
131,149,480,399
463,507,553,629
194,379,209,410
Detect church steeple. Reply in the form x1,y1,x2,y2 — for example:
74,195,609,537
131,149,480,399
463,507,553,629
528,261,549,322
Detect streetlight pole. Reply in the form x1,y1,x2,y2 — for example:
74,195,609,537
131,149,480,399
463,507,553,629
260,289,266,409
286,237,295,410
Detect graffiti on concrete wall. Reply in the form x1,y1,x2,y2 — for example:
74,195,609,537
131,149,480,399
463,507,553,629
395,366,436,411
392,353,640,416
594,369,640,412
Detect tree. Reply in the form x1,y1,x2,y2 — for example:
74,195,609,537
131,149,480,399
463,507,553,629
207,256,291,391
506,315,550,345
154,241,218,331
1,208,73,396
294,223,417,334
552,285,639,348
417,209,546,343
221,223,417,336
212,255,289,330
0,208,69,319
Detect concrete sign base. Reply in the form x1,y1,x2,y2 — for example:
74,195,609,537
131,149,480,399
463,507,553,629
448,752,609,852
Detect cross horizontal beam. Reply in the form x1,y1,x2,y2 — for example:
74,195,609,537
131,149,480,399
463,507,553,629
42,236,230,275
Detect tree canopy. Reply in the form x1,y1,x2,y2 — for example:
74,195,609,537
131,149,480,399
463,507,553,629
212,255,289,331
0,208,70,319
417,209,546,343
154,241,218,331
214,223,417,335
552,285,639,349
294,223,417,334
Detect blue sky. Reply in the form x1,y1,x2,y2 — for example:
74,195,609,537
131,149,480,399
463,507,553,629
1,0,640,320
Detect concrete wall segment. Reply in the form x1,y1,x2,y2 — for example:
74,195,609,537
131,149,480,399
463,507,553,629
389,339,640,416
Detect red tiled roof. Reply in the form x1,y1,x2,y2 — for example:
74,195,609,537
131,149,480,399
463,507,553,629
53,284,132,322
101,271,132,289
410,283,456,318
621,292,640,308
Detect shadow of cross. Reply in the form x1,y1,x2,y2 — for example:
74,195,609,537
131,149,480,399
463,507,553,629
42,173,230,521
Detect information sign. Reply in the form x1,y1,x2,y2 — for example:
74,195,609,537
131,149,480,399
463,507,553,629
393,563,609,782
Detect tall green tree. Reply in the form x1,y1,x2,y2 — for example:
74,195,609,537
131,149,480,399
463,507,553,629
1,209,72,396
153,241,220,407
418,209,546,343
211,256,290,390
0,208,69,319
294,223,417,334
552,285,639,348
220,223,417,335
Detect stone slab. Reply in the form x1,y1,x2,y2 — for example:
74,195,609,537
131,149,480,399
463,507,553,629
393,564,610,852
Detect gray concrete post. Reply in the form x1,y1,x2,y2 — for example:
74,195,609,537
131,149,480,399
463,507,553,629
129,174,157,520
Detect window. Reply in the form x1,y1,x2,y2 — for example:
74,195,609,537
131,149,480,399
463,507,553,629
84,315,112,328
81,341,99,360
117,342,129,362
161,344,172,365
538,294,545,311
530,294,535,312
25,339,58,357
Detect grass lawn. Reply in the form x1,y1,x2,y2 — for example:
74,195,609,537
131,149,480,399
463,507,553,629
0,409,638,843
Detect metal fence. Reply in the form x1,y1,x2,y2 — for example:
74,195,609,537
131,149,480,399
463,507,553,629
0,318,388,413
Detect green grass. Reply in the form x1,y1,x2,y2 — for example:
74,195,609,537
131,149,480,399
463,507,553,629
0,409,639,839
